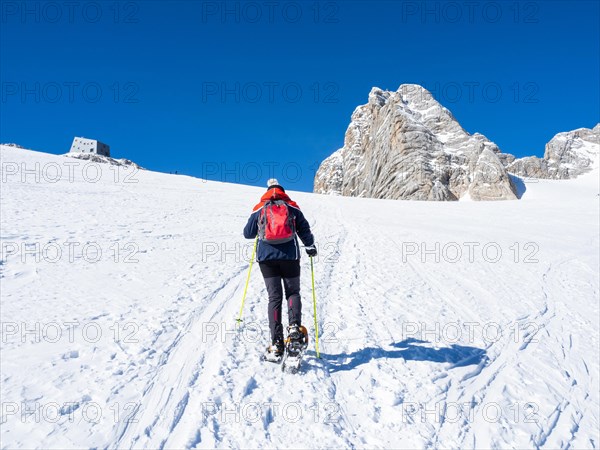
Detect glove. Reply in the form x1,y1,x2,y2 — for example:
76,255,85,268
305,245,317,257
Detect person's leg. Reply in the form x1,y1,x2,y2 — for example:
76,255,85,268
283,276,301,326
259,262,284,343
281,260,302,326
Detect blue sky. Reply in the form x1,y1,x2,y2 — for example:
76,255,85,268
1,0,599,191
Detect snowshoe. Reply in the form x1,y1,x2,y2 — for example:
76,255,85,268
281,325,308,373
286,324,308,350
260,340,284,363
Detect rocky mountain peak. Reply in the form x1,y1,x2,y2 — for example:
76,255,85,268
314,84,516,201
507,124,599,180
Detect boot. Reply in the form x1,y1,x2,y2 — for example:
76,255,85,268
267,339,284,357
286,324,308,350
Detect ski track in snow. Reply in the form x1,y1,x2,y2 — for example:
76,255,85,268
1,145,599,449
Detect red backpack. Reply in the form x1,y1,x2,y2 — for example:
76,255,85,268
258,200,296,244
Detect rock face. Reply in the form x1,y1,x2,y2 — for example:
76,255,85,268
314,84,517,201
507,124,600,179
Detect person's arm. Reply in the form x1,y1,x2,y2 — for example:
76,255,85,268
294,208,314,247
243,211,259,239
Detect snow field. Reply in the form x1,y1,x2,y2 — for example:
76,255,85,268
1,145,598,448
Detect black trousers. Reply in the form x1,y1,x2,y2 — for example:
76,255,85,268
259,260,302,343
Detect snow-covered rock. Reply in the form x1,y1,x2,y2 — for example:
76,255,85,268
314,84,517,201
507,124,600,179
65,152,143,169
1,143,27,149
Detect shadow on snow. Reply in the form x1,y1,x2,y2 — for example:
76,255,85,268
509,174,527,199
320,338,487,373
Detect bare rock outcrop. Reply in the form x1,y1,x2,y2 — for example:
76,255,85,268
314,84,517,201
507,124,599,179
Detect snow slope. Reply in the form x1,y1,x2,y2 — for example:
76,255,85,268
1,145,599,449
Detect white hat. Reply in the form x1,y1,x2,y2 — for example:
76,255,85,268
267,178,279,188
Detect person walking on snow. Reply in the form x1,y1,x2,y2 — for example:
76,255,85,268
243,178,317,359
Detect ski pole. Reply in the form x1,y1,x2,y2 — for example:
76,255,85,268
310,255,320,358
237,236,258,323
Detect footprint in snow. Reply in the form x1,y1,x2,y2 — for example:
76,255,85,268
62,350,79,360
